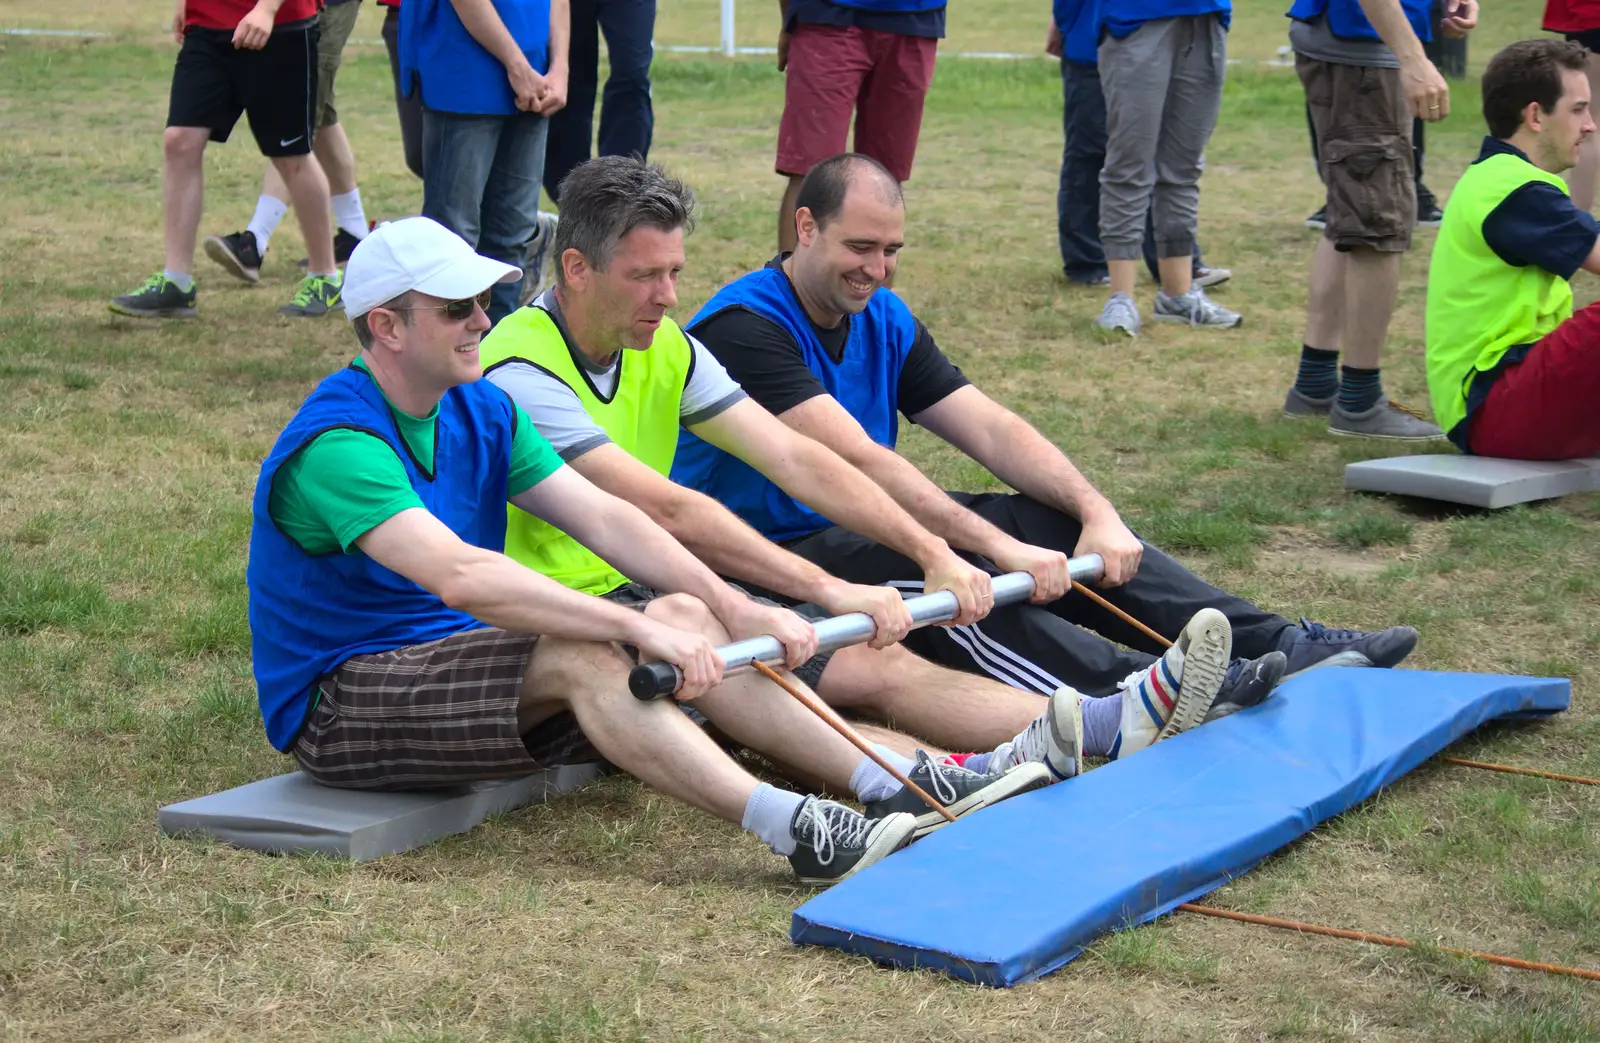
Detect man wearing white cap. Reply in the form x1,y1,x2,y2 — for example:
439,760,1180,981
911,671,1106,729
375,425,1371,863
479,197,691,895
246,217,1071,884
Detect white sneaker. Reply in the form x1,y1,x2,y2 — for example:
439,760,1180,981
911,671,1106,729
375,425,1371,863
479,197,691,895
1109,608,1231,758
520,210,561,305
986,686,1085,781
1095,291,1141,337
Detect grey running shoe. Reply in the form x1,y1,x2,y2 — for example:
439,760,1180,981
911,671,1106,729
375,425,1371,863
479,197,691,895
1193,264,1232,289
980,685,1085,782
788,797,916,886
1095,291,1140,337
865,751,1052,838
109,273,197,318
204,230,264,283
278,273,343,317
1203,651,1288,723
1154,287,1242,328
1328,396,1444,441
1278,618,1417,675
1283,385,1336,419
520,210,561,306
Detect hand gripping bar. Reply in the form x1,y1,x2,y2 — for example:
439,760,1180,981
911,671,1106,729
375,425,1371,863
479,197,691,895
628,554,1105,699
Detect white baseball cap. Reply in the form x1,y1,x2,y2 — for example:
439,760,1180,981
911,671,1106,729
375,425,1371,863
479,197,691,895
342,216,521,320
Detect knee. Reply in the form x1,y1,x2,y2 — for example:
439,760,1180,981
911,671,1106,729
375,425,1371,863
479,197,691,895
532,636,631,697
162,127,206,165
642,593,722,639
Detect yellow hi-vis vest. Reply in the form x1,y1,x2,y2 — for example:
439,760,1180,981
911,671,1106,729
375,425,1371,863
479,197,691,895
478,304,693,595
1425,152,1573,438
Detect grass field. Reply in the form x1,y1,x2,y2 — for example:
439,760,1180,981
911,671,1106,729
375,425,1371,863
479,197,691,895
2,1,1599,1039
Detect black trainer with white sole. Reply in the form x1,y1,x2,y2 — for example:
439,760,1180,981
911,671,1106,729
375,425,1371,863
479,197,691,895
865,751,1053,838
203,230,265,284
788,797,916,886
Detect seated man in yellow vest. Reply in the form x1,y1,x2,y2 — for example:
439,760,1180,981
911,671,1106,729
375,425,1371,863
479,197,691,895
479,156,1271,780
1427,38,1600,460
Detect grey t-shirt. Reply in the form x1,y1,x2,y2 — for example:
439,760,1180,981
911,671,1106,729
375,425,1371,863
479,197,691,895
1289,15,1398,68
486,289,747,461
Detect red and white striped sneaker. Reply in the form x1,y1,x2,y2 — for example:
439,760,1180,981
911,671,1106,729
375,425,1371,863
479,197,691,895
1108,608,1231,759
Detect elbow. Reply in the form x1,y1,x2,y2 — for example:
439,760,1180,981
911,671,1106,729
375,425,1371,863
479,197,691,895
435,559,480,614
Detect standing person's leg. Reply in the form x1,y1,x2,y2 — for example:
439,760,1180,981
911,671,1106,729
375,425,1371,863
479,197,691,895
1058,59,1110,285
478,112,549,325
1412,117,1442,224
1148,14,1235,326
382,4,425,179
1095,19,1176,332
594,0,656,161
851,29,937,183
1467,303,1600,460
111,28,240,318
775,25,872,252
421,110,499,252
543,0,600,202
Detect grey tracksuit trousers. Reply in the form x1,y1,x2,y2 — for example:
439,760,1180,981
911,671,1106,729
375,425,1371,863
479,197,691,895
1096,14,1227,262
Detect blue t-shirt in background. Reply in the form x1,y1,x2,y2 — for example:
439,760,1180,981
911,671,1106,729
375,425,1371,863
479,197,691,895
1053,0,1100,64
787,0,946,40
400,0,551,116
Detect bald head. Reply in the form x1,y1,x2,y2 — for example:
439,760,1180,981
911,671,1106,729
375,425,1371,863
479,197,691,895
794,153,904,232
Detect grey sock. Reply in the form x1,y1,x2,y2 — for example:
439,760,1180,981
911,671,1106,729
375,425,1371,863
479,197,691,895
741,783,805,856
850,745,918,803
1082,693,1123,757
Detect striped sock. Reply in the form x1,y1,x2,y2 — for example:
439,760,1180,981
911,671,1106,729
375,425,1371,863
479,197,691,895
1109,643,1185,760
1293,345,1340,400
1338,366,1383,414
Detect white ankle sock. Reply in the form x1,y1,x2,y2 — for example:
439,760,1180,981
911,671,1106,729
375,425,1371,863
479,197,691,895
331,188,369,238
246,195,289,251
162,269,193,292
742,783,805,855
849,745,917,803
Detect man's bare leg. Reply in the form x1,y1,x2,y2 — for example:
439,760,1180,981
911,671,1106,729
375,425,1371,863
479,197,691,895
1303,235,1346,352
271,153,336,274
162,127,211,276
817,642,1046,752
517,634,761,823
1339,245,1402,370
777,174,804,254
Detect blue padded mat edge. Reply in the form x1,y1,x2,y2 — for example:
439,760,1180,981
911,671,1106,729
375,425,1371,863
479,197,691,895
790,669,1570,987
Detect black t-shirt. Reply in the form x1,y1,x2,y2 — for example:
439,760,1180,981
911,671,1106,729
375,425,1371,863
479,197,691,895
689,266,970,421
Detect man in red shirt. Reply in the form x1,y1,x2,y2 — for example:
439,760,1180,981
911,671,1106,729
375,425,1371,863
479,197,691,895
110,0,339,320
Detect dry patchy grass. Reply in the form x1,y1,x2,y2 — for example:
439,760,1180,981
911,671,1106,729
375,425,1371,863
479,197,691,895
2,1,1598,1040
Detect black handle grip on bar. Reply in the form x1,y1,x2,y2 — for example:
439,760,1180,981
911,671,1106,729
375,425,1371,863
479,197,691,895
629,660,683,700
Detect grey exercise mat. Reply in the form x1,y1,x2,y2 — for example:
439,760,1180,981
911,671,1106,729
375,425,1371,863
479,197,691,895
158,764,605,861
1344,454,1600,509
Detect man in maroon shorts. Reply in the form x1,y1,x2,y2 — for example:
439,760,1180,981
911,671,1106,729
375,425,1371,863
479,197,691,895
774,0,944,253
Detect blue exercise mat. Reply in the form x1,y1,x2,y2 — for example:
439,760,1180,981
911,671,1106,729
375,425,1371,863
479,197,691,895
791,669,1569,987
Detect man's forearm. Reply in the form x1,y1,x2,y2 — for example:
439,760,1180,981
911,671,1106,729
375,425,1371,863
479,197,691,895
767,440,967,568
447,548,658,646
449,0,528,70
652,489,841,604
1356,0,1428,62
574,495,749,620
967,412,1117,523
547,0,569,73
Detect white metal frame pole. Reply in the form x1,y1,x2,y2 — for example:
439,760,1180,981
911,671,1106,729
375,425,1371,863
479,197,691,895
721,0,736,56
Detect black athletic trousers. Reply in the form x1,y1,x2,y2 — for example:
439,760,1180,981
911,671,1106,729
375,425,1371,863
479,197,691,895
774,491,1295,698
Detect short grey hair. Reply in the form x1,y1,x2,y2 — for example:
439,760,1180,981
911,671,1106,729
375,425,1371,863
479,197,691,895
552,156,696,285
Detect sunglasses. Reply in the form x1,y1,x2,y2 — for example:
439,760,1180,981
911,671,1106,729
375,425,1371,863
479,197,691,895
389,290,492,322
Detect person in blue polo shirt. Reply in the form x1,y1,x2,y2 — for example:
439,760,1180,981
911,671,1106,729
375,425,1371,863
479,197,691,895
401,0,570,325
676,154,1423,722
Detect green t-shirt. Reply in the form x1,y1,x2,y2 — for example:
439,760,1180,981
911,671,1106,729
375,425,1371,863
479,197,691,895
269,361,564,555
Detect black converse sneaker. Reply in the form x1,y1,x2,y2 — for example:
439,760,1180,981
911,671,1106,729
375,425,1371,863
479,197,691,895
788,797,916,886
203,230,265,283
865,751,1053,838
